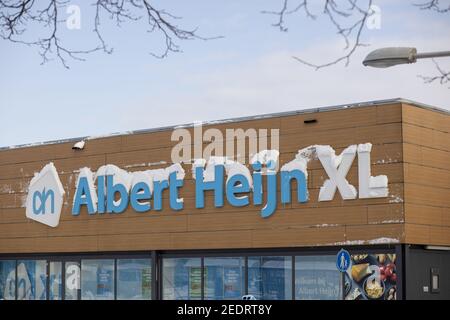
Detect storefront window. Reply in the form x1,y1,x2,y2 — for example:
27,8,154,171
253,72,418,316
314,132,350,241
163,258,201,300
81,259,115,300
0,260,16,300
248,256,292,300
295,255,341,300
17,260,47,300
117,259,152,300
65,261,80,300
204,257,245,300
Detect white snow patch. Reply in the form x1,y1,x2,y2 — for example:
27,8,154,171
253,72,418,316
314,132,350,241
130,171,154,193
226,160,253,189
29,163,65,196
124,162,178,173
4,141,46,150
66,162,185,208
86,132,131,141
191,159,207,180
281,157,308,178
173,124,189,129
163,163,186,181
203,119,234,125
197,157,226,182
313,223,339,228
280,145,321,179
148,161,168,167
369,219,405,225
251,150,280,169
375,158,396,165
357,143,372,153
0,184,13,194
281,145,358,202
389,195,404,203
124,163,147,169
21,195,27,208
329,237,400,246
192,156,253,188
74,167,98,211
368,237,400,244
96,164,133,192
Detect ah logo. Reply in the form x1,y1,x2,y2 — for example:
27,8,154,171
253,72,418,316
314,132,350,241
33,188,55,215
26,163,65,227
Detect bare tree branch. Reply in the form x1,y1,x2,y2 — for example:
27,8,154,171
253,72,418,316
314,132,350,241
0,0,213,68
418,59,450,87
267,0,450,88
261,0,316,32
415,0,450,13
264,0,373,69
414,0,450,86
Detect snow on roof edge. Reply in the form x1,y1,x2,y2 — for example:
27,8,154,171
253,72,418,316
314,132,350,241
1,98,447,151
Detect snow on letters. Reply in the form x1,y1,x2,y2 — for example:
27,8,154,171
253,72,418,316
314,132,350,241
28,142,389,220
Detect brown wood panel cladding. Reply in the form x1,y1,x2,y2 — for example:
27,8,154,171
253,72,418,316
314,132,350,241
403,143,450,171
404,203,443,226
404,163,450,190
8,102,450,254
0,132,402,182
402,104,450,133
279,103,402,133
0,137,120,167
345,224,404,243
0,235,99,253
367,204,404,224
401,103,450,246
404,224,450,246
403,123,450,152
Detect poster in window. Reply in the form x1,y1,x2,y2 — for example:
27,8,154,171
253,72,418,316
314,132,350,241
189,267,202,299
223,267,241,299
141,267,152,298
346,253,397,300
96,265,112,297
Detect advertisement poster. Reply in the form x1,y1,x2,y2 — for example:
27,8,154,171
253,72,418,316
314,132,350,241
0,261,16,300
345,253,397,300
223,267,241,299
296,270,341,300
141,268,152,299
16,261,47,300
189,267,202,299
96,265,113,297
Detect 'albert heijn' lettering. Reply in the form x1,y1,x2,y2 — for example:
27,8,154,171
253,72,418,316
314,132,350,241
72,143,389,218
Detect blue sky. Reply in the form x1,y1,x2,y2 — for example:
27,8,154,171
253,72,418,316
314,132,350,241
1,0,449,148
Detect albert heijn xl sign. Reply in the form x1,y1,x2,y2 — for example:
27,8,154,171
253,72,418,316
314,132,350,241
25,143,388,228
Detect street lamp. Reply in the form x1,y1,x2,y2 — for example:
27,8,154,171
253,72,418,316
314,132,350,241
362,47,450,68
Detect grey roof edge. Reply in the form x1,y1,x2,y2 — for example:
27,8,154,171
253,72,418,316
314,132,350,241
1,98,448,151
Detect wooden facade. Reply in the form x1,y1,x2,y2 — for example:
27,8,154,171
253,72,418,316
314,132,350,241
0,100,448,254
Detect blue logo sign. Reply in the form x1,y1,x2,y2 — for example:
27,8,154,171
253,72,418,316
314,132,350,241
72,162,308,219
32,188,55,215
336,249,351,272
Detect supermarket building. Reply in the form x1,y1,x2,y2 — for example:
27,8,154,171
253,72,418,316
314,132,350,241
0,98,449,300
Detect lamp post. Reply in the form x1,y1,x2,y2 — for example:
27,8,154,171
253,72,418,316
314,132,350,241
362,47,450,68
